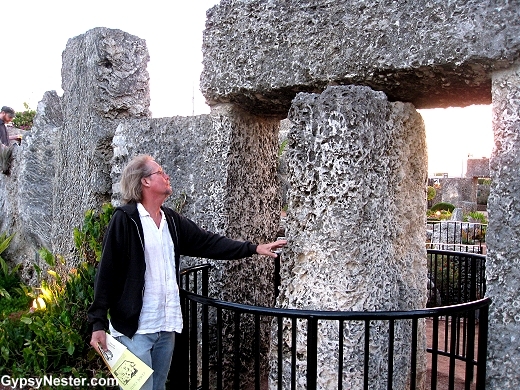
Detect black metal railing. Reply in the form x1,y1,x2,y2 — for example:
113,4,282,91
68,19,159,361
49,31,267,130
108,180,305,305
427,250,486,308
171,250,489,390
426,221,487,254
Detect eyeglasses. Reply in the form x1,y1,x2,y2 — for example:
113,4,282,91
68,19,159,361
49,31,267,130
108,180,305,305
145,169,168,178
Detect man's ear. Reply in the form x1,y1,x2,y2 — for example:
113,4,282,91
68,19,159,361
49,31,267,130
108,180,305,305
141,177,150,187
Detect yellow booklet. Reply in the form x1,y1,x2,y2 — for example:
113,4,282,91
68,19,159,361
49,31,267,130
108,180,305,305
98,333,154,390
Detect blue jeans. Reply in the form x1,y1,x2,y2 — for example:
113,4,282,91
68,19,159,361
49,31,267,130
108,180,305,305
116,331,175,390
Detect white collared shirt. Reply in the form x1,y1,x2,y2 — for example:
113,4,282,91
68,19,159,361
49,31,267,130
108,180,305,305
110,203,182,336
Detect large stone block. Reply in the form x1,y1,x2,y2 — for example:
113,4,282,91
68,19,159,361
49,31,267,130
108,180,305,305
466,157,490,178
487,62,520,389
202,0,520,115
0,91,63,280
51,28,151,261
441,178,477,206
61,27,150,120
272,85,427,388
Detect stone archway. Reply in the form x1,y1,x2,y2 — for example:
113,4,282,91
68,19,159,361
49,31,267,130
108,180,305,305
200,2,520,388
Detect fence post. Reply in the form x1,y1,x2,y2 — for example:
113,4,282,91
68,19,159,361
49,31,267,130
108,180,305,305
307,317,318,390
170,277,190,389
476,304,489,389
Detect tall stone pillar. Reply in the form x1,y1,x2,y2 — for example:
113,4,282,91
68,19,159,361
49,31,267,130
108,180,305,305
487,62,520,388
51,27,150,260
203,104,282,388
272,85,427,389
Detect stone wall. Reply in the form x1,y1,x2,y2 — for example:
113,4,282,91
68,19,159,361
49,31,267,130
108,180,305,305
272,85,427,388
0,28,281,295
7,92,63,277
1,27,150,273
0,27,281,387
51,27,150,260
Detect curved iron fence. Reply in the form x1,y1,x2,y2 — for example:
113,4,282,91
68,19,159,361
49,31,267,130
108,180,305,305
427,249,486,308
426,221,487,254
172,251,489,390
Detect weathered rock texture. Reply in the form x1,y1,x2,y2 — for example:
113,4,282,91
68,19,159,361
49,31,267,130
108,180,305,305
0,94,64,281
440,178,478,213
466,157,490,178
202,0,520,116
0,0,519,387
14,92,62,277
51,27,150,260
271,85,428,389
0,27,151,272
487,62,520,389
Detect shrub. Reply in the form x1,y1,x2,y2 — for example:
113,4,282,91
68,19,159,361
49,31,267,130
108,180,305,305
430,202,455,213
0,232,17,297
0,232,31,315
464,211,488,224
11,102,36,130
427,209,452,221
73,203,114,265
427,186,436,201
0,262,101,377
0,204,114,381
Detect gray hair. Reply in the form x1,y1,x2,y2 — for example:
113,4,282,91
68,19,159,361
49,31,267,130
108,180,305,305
120,154,154,204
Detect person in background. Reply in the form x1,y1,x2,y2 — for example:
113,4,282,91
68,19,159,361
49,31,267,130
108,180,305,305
0,106,17,146
88,154,287,390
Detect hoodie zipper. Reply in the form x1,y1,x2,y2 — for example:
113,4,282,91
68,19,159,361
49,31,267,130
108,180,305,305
121,208,146,297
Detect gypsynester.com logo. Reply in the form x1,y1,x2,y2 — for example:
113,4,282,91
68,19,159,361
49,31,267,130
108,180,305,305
1,375,118,389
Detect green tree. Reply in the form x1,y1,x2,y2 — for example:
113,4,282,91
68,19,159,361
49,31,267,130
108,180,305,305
12,102,36,130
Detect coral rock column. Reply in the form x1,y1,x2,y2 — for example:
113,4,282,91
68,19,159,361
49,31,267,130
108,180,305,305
487,62,520,389
273,85,428,389
52,27,150,260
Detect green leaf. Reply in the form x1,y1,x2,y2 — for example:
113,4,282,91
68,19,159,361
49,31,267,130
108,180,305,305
20,316,32,325
0,287,11,299
1,345,9,361
0,232,15,255
38,247,55,267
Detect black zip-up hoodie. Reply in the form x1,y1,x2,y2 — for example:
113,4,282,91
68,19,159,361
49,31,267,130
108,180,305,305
87,202,258,338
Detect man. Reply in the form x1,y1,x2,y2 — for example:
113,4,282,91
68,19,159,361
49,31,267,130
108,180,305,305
0,106,16,146
88,154,286,390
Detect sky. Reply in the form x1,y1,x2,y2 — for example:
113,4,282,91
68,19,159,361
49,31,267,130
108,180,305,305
420,105,493,178
2,1,493,178
2,0,221,117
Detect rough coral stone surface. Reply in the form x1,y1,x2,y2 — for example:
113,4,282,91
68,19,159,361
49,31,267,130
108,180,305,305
62,27,150,120
466,158,490,178
0,91,63,281
50,28,151,261
271,85,427,389
201,0,520,115
487,63,520,389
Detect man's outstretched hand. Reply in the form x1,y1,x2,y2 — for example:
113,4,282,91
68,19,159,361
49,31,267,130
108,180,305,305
256,240,287,258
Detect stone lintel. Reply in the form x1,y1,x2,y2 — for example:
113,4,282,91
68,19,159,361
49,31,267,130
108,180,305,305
202,0,519,115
